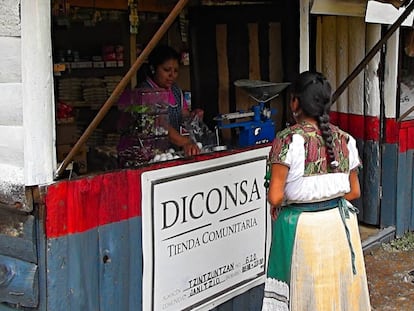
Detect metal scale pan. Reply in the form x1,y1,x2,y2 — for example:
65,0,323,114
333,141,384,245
233,79,291,104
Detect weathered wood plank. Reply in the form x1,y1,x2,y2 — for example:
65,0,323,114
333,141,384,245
362,141,381,225
268,22,285,132
0,37,21,83
69,0,128,10
0,0,21,37
216,24,231,143
355,139,365,221
396,141,411,236
0,83,22,126
0,212,36,263
348,17,365,116
365,23,381,119
99,218,142,311
384,29,399,119
47,232,100,310
268,23,283,84
258,23,269,82
46,218,143,311
0,255,38,307
248,23,261,81
311,0,366,17
321,16,337,111
360,23,382,226
336,16,349,122
316,16,323,73
229,22,250,114
380,144,398,228
299,0,310,72
407,148,414,231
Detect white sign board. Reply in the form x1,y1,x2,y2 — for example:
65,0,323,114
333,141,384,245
142,147,271,311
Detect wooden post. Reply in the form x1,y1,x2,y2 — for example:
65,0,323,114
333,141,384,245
365,23,382,123
322,16,337,111
384,29,399,121
316,16,323,73
216,24,231,143
299,0,310,72
336,16,349,129
55,0,190,179
348,17,365,117
22,0,55,185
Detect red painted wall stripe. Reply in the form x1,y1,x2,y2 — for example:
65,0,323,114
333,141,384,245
385,118,399,144
330,113,414,150
45,170,142,238
400,119,414,129
45,147,263,238
399,128,408,153
386,119,414,152
399,127,414,153
408,127,414,151
330,112,379,141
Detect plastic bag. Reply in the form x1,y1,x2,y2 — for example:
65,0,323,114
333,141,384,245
182,114,216,148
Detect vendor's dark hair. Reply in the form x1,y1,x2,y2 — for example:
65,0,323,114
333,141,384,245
147,45,180,76
292,71,338,169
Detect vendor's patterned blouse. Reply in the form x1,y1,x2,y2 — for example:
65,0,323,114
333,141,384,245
269,121,361,203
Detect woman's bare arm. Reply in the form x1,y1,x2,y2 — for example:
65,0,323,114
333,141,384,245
267,163,289,207
344,169,361,201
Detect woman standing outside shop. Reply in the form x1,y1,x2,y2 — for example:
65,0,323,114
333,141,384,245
262,71,371,310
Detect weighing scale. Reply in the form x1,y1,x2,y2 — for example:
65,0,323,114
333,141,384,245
214,79,290,147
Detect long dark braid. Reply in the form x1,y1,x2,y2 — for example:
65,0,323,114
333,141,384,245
292,71,338,169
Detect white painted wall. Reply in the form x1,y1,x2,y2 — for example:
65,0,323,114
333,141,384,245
21,0,55,186
0,0,55,209
345,17,365,116
384,29,399,119
365,23,381,119
0,1,25,208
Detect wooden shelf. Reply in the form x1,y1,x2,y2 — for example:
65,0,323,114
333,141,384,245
69,0,176,13
69,0,128,10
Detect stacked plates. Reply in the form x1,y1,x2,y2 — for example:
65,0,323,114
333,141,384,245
87,128,105,147
104,75,122,96
58,78,85,106
82,78,108,109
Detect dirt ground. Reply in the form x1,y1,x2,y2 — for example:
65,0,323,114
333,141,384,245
364,233,414,311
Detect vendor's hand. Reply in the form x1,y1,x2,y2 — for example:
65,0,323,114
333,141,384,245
183,142,201,157
270,205,282,221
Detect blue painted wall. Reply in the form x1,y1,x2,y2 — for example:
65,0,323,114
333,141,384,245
46,217,142,311
44,216,265,310
381,144,398,228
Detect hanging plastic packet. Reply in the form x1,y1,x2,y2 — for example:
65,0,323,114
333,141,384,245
182,113,216,151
